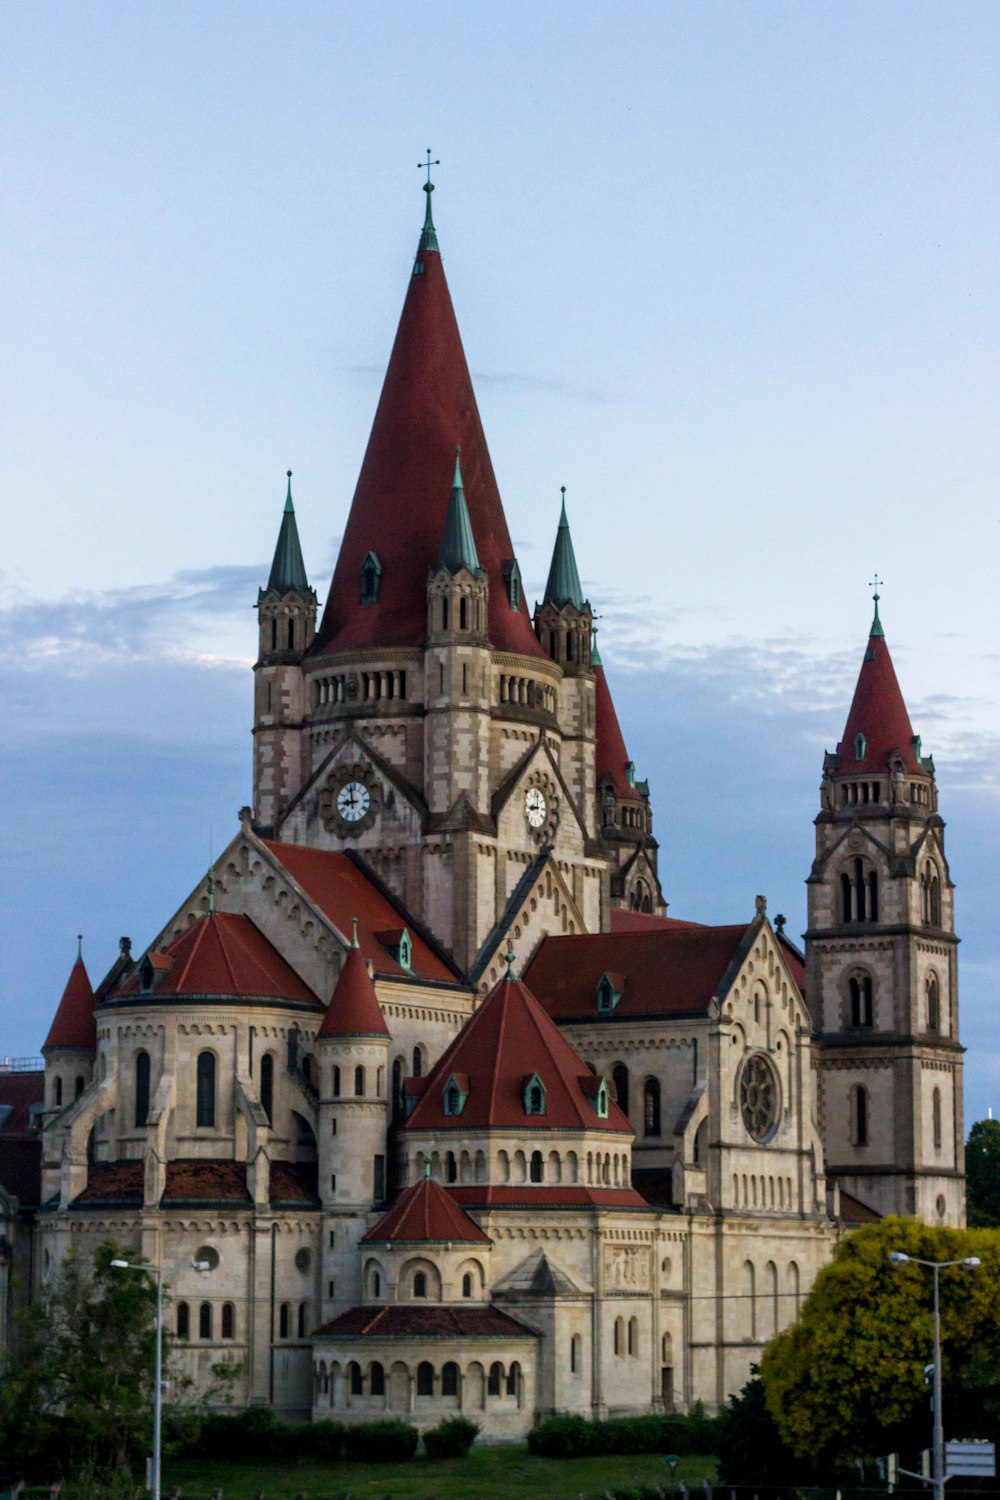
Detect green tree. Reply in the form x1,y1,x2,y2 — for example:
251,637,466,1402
760,1217,1000,1473
0,1240,157,1480
966,1118,1000,1226
715,1372,820,1487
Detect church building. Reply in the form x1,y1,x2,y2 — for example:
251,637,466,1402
1,177,964,1435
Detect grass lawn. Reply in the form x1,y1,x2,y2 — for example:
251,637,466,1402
165,1445,716,1498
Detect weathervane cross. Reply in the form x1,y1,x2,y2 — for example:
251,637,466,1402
869,573,884,601
418,149,440,188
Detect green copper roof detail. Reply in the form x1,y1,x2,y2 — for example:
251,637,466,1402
266,470,310,594
543,487,585,609
869,574,885,638
438,449,480,573
417,148,440,254
591,625,603,667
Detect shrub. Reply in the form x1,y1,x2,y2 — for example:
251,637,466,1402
527,1414,594,1457
297,1418,346,1460
423,1415,480,1459
342,1418,419,1462
527,1409,720,1459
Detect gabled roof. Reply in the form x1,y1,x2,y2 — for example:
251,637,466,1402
402,974,631,1134
361,1175,489,1244
112,913,317,1004
524,924,753,1022
318,944,389,1039
263,841,463,984
0,1072,44,1135
312,1304,536,1341
542,493,585,609
492,1248,587,1296
265,473,310,594
312,208,546,661
594,663,643,802
609,908,705,934
43,954,97,1051
835,609,923,775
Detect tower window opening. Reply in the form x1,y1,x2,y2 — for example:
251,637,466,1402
927,975,940,1032
459,596,468,630
54,1076,63,1108
287,619,295,650
933,1086,943,1150
852,1085,869,1147
644,1077,661,1137
196,1051,216,1128
529,1149,543,1183
612,1063,629,1119
260,1052,274,1124
413,1271,427,1299
134,1050,150,1128
271,618,277,651
441,597,449,630
849,975,873,1028
355,1065,365,1097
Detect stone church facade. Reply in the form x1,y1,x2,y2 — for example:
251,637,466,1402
4,181,964,1435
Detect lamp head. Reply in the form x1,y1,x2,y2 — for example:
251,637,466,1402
192,1260,211,1272
110,1259,130,1269
888,1251,910,1266
964,1256,981,1269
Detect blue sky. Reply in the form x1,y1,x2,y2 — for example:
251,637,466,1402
2,3,997,1121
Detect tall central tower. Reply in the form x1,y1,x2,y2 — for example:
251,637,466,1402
804,596,964,1224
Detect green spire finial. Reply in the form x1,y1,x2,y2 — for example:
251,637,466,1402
560,484,568,523
417,149,440,253
77,933,83,960
266,469,310,595
284,470,294,513
543,487,585,609
351,917,359,949
869,574,885,638
504,939,516,979
438,445,481,573
591,623,602,667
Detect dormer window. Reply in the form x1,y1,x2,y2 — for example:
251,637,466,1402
503,559,522,610
140,957,155,995
595,1079,609,1119
443,1074,468,1117
360,552,382,604
522,1073,547,1116
596,973,624,1013
626,761,636,789
854,732,867,761
398,930,411,970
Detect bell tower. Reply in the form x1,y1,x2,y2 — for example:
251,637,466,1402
805,591,964,1225
253,473,317,833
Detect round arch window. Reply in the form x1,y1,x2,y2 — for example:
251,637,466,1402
740,1055,779,1142
194,1245,219,1271
295,1247,311,1273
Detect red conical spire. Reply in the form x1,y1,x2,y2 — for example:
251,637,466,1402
43,943,96,1051
314,200,545,660
319,937,389,1039
836,603,923,775
594,659,642,802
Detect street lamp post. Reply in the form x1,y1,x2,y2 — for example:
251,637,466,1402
888,1251,980,1500
111,1257,211,1500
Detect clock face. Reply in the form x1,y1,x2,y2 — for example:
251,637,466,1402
525,787,547,829
337,781,371,823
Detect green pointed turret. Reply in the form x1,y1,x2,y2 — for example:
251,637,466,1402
438,451,481,573
870,593,885,639
266,471,310,594
418,170,440,255
543,488,585,609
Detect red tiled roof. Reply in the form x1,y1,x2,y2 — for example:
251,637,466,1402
319,945,389,1038
838,1189,882,1224
362,1175,489,1244
610,909,706,934
448,1184,648,1209
73,1159,144,1205
163,1159,251,1202
836,626,922,775
0,1072,44,1135
311,237,546,662
403,975,631,1134
524,925,751,1021
594,664,643,802
313,1304,536,1341
269,1160,320,1204
263,842,461,985
43,956,96,1051
114,913,317,1004
777,931,806,994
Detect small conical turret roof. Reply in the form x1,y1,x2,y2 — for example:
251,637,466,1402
361,1174,489,1244
266,472,310,594
314,185,545,660
43,944,96,1051
542,490,585,609
437,451,480,573
837,599,923,775
319,937,390,1039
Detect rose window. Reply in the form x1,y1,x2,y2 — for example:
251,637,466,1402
740,1055,778,1141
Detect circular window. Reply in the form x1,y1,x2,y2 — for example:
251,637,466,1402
740,1055,779,1142
295,1247,311,1274
195,1246,219,1271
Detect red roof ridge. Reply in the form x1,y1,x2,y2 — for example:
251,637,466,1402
835,625,923,776
361,1175,489,1245
319,945,389,1038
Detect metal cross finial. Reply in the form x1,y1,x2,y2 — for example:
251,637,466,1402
869,573,884,602
418,149,440,189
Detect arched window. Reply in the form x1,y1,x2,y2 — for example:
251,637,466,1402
176,1301,190,1339
260,1053,274,1124
743,1261,756,1338
506,1361,519,1396
372,1271,381,1298
196,1051,216,1128
412,1046,423,1079
442,1360,459,1396
75,1074,85,1098
279,1302,290,1338
842,861,878,922
487,1361,502,1396
852,1086,869,1147
270,617,277,651
459,596,468,631
628,1317,638,1357
392,1058,404,1118
933,1087,943,1150
644,1077,661,1137
927,975,940,1032
528,1082,544,1114
199,1302,213,1340
612,1063,629,1119
354,1065,365,1097
613,1317,624,1356
446,1151,457,1183
849,974,873,1028
370,1361,385,1396
462,1272,473,1299
529,1150,543,1183
417,1361,434,1396
221,1303,235,1339
332,1065,341,1097
350,1361,363,1396
298,1303,307,1339
360,551,382,604
54,1076,63,1108
413,1271,427,1299
570,1333,582,1373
